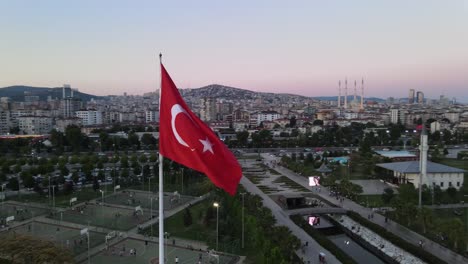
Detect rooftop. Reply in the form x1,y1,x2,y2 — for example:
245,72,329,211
376,161,465,174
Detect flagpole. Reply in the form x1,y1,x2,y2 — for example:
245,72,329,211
158,53,165,264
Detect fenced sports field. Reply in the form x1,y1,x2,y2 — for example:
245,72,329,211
0,203,49,224
86,238,239,264
48,203,148,231
102,190,195,211
0,221,106,256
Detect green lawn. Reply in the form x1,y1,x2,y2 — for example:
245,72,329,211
355,195,385,208
388,207,468,254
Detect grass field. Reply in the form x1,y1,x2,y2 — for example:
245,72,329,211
355,195,385,208
88,238,238,264
0,221,106,256
48,204,147,231
102,190,194,211
0,203,49,223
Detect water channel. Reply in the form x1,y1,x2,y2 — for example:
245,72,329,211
307,216,386,264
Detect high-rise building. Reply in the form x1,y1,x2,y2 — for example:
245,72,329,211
408,89,415,104
75,110,103,126
417,91,424,104
60,84,82,117
200,97,216,121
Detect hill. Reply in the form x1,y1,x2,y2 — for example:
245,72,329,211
0,85,105,102
180,84,311,101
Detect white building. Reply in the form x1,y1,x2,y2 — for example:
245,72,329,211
145,110,159,123
377,161,465,190
256,111,280,125
17,116,53,134
75,110,103,126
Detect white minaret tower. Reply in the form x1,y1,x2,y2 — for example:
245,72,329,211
418,128,428,208
338,80,341,108
353,80,357,102
344,78,348,109
360,78,364,110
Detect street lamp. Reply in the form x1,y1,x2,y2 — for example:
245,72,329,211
1,183,6,211
240,193,246,249
213,202,220,250
99,189,104,209
150,196,157,236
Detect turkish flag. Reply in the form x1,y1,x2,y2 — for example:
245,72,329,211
159,63,242,195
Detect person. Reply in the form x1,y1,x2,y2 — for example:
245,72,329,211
175,256,179,263
419,240,423,247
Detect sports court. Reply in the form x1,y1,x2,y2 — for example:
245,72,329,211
102,190,194,211
49,203,147,231
0,221,106,256
0,203,49,224
87,238,239,264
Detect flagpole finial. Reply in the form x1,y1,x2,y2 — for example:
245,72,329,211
159,53,162,63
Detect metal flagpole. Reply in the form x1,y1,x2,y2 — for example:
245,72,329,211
158,53,165,264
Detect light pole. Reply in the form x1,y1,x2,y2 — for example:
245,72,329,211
1,183,5,211
150,196,157,236
464,195,468,252
240,193,246,249
52,185,56,210
99,190,104,209
213,202,220,251
141,163,145,191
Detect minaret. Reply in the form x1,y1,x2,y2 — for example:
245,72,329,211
354,80,357,102
344,78,348,109
360,78,364,110
338,80,341,108
418,127,428,208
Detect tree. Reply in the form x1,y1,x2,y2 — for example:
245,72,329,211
416,207,433,234
442,218,465,250
93,178,100,191
312,119,323,126
65,125,85,151
7,177,19,191
183,207,193,227
289,116,297,128
446,187,458,203
235,131,249,147
381,188,395,204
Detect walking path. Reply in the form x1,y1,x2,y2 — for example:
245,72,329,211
262,153,468,264
241,161,341,264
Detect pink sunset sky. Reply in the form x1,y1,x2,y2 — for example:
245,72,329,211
0,1,467,101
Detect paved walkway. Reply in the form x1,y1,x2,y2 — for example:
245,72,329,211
262,153,468,264
240,161,341,264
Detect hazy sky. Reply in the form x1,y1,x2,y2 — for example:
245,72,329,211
1,1,467,101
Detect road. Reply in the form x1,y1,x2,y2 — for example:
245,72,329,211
261,153,468,264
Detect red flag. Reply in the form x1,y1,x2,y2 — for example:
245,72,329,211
159,63,242,195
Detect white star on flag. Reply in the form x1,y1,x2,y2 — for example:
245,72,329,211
199,137,214,154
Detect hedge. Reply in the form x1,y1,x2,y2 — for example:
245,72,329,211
346,211,446,264
290,215,358,264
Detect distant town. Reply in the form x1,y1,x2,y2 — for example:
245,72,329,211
1,83,468,264
0,84,466,138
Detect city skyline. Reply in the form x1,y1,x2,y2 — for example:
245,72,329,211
1,1,467,101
